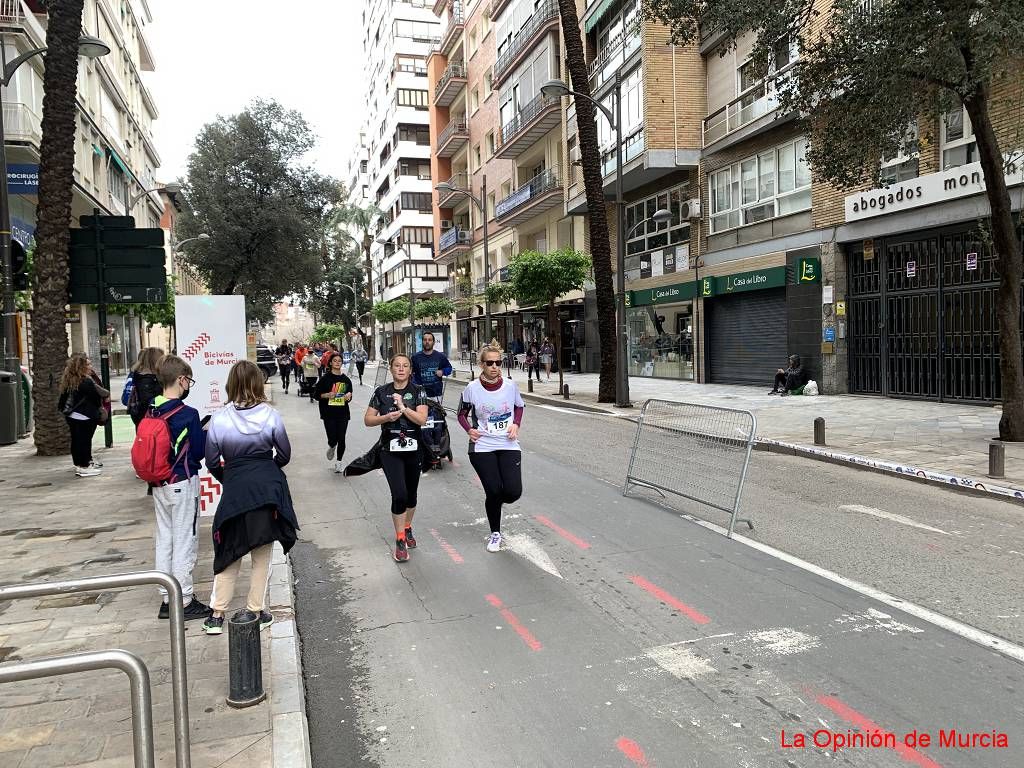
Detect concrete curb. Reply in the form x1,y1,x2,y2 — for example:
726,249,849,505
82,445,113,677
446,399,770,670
268,542,312,768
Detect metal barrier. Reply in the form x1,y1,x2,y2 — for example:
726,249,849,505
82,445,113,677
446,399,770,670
373,360,391,389
623,399,757,537
0,571,192,768
0,650,155,768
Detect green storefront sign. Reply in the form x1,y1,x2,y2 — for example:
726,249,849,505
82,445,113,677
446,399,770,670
628,265,790,306
798,257,821,283
717,266,787,295
629,280,697,307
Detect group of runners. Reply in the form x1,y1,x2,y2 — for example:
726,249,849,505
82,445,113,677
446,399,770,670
282,332,524,563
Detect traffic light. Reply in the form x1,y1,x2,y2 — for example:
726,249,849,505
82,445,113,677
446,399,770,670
11,240,28,291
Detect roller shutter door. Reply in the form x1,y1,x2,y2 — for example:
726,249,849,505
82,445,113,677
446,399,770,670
706,288,788,385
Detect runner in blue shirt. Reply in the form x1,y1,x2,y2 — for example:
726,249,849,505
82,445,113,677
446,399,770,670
411,332,453,398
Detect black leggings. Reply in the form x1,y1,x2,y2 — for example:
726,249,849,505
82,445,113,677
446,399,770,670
355,361,365,382
322,418,348,457
279,366,291,389
527,362,541,381
381,450,420,515
67,417,97,467
469,450,523,532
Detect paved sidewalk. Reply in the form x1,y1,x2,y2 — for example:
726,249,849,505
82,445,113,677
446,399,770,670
0,437,309,768
439,362,1022,497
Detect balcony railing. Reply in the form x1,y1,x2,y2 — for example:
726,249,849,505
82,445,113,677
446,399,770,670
0,0,46,43
495,169,561,219
3,102,42,147
435,62,467,107
588,17,642,90
440,1,465,56
500,92,560,147
493,0,559,84
437,118,469,156
488,0,512,20
703,62,796,147
438,171,469,207
600,126,645,177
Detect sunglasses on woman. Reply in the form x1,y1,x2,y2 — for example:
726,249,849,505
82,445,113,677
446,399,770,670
482,360,501,367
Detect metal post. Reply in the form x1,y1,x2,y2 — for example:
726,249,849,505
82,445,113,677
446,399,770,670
562,383,569,399
0,571,191,768
0,650,156,768
613,69,629,407
227,610,265,707
694,260,701,384
814,416,826,446
481,175,491,341
988,441,1005,478
92,210,113,447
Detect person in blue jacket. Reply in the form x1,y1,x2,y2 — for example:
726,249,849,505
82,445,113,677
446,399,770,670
411,332,453,399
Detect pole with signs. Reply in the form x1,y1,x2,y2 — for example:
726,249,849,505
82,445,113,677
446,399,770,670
92,210,113,448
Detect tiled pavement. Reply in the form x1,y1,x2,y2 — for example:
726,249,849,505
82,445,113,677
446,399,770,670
0,435,309,768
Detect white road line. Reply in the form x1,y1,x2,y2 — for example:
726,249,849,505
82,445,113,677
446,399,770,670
502,533,564,579
838,504,954,536
644,644,717,679
679,513,1024,665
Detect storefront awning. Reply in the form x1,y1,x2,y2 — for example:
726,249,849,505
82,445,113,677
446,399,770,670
107,148,134,180
584,0,617,34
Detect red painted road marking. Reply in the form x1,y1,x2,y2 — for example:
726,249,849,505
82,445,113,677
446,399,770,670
429,528,464,564
485,594,542,651
628,574,711,625
534,514,591,549
616,737,651,767
816,694,944,768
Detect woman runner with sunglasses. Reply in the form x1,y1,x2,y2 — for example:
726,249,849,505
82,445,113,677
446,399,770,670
458,344,524,552
365,355,429,562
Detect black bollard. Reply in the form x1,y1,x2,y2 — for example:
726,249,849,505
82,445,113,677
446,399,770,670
988,441,1005,479
527,379,534,393
562,384,570,400
813,417,826,446
227,609,266,708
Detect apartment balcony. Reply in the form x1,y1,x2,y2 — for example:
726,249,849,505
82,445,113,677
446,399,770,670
437,118,469,158
436,226,473,265
3,101,42,149
495,169,563,226
0,0,47,47
496,93,561,159
437,171,469,207
703,62,797,151
435,62,468,108
492,0,559,86
487,0,512,20
588,17,641,92
439,1,465,57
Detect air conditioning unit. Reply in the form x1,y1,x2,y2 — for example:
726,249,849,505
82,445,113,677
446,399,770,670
569,146,582,165
440,219,453,230
680,198,701,219
457,231,472,244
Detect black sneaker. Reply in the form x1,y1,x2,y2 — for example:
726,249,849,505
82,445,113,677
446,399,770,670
259,611,274,631
404,527,417,548
202,615,224,635
182,598,212,621
158,601,169,620
394,538,409,563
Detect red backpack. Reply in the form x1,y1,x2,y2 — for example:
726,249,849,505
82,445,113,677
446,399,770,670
131,405,186,484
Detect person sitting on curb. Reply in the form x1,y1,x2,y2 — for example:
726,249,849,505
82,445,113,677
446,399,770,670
769,354,809,396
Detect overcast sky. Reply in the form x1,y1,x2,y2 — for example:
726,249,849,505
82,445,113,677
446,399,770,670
146,1,364,186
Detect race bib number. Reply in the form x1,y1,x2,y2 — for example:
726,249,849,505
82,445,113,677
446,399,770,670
329,383,348,406
486,412,511,436
389,437,418,452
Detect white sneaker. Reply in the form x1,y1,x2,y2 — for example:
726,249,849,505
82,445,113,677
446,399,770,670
334,461,344,474
76,466,101,477
326,445,335,460
486,532,502,553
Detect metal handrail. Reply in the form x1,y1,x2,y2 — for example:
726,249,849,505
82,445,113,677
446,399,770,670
0,650,155,768
493,0,559,82
0,571,191,768
588,16,642,79
440,1,465,51
500,92,560,146
438,118,469,147
495,169,561,218
703,61,797,146
435,62,467,99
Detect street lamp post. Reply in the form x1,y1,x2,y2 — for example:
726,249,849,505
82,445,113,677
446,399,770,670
127,182,181,214
0,35,110,438
435,174,490,345
542,74,630,406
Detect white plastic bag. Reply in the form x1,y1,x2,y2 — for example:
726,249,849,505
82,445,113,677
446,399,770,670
804,380,819,396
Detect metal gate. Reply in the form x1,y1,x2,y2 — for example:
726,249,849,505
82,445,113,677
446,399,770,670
705,288,788,386
847,224,1020,403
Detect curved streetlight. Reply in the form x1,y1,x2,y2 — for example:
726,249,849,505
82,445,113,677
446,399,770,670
1,36,112,438
542,77,633,406
435,176,491,340
129,181,182,212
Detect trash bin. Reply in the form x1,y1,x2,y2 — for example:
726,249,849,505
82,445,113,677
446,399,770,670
0,371,18,445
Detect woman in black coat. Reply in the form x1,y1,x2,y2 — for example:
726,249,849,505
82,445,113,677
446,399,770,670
57,354,109,476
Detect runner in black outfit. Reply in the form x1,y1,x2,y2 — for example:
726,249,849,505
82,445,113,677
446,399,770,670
314,353,354,473
364,355,429,562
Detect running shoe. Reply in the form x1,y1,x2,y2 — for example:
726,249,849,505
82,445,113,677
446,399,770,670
76,466,101,477
334,462,344,474
486,532,502,553
404,527,417,548
89,459,104,468
326,445,336,460
202,615,224,635
394,538,409,563
259,611,274,631
182,598,212,621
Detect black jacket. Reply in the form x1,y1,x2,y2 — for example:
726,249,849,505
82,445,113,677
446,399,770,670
129,372,163,419
58,378,104,421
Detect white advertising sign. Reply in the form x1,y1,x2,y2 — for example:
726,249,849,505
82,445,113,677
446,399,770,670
844,160,1024,222
175,295,247,515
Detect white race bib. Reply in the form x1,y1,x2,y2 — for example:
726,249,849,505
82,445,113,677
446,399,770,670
486,412,511,436
389,437,418,452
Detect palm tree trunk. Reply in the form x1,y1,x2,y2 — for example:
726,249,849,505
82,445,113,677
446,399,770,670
557,0,617,402
31,0,86,455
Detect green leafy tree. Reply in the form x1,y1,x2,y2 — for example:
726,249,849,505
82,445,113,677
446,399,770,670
31,0,87,455
332,202,385,358
414,296,456,322
504,248,591,392
310,323,346,346
557,0,618,403
645,0,1024,439
372,298,410,356
177,99,344,322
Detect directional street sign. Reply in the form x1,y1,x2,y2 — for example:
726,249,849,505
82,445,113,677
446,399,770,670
68,214,167,305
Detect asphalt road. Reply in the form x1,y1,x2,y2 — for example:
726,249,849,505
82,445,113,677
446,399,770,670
280,372,1023,768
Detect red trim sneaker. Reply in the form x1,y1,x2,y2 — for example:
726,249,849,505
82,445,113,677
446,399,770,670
394,538,409,563
404,527,417,548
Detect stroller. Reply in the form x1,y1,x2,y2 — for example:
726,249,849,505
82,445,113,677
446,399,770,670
420,385,453,473
297,370,317,398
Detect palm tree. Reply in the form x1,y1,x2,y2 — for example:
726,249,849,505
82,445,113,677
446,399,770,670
332,202,384,359
557,0,618,403
31,0,87,455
